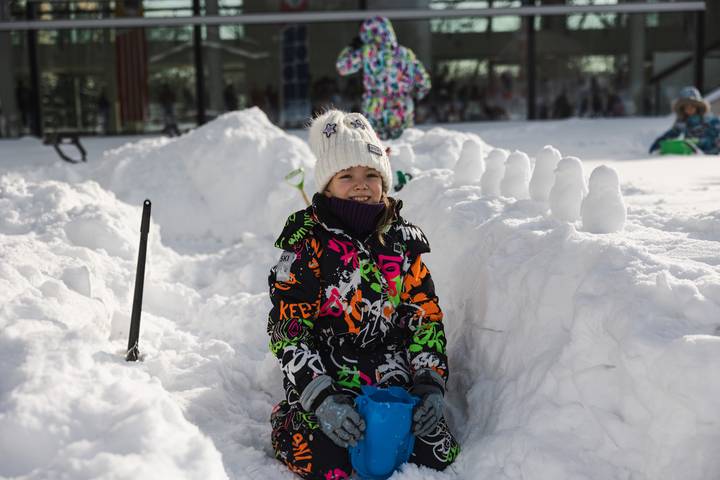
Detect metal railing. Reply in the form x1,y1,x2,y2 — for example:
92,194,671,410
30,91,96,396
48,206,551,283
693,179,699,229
0,2,707,31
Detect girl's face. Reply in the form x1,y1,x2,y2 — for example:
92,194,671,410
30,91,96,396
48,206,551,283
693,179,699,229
325,166,384,203
683,104,698,116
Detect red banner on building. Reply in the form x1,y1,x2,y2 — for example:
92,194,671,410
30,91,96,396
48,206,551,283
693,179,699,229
115,1,148,129
116,29,148,128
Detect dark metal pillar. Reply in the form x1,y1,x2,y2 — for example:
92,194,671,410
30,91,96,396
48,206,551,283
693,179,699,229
26,1,42,137
525,10,536,120
694,10,705,92
193,0,206,125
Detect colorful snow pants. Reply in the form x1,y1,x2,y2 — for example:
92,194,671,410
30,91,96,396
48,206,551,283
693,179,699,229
271,400,460,480
362,94,415,140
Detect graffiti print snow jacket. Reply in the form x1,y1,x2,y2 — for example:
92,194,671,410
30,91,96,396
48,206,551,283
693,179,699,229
336,16,431,140
268,195,448,409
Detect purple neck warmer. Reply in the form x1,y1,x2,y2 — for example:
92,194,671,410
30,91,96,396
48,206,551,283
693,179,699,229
327,196,386,237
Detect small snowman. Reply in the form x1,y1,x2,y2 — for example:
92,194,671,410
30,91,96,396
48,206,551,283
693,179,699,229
529,145,562,202
581,165,626,233
549,156,587,221
453,139,485,186
481,148,509,197
500,150,531,199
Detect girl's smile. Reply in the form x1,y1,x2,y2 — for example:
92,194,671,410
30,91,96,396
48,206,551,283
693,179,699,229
324,165,384,203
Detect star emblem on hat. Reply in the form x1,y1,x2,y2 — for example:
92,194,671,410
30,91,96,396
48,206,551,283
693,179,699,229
322,123,337,138
349,119,366,129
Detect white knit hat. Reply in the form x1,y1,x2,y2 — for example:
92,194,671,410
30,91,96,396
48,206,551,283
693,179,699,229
309,110,393,193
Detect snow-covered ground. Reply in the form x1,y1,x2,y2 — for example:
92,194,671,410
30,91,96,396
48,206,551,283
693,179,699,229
1,108,719,480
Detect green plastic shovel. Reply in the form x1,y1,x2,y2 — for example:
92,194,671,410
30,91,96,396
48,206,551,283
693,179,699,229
285,167,311,206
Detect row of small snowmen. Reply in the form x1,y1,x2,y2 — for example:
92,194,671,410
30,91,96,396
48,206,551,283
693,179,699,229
454,140,627,233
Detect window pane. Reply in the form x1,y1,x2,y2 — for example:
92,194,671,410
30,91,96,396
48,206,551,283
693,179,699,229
37,28,117,133
534,11,696,119
1,28,29,136
147,26,196,134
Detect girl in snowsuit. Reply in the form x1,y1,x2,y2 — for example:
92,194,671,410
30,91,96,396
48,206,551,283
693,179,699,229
336,16,431,141
649,86,720,155
268,110,459,479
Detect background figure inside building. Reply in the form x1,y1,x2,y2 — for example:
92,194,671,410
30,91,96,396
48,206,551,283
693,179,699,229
15,81,31,134
159,83,181,137
336,16,431,140
224,82,239,112
96,90,111,134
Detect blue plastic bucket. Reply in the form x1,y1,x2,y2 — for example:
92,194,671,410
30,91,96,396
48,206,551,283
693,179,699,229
350,386,420,480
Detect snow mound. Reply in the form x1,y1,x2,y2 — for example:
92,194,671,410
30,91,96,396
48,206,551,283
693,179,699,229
0,177,228,479
398,171,720,479
92,108,314,251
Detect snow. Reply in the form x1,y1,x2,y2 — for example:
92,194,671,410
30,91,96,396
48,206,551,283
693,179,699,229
2,107,720,480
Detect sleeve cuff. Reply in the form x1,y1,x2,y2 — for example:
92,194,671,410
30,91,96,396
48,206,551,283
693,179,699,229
299,375,334,412
412,369,446,395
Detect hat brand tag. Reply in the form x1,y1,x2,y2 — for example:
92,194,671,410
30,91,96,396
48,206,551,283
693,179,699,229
322,123,337,138
367,143,383,156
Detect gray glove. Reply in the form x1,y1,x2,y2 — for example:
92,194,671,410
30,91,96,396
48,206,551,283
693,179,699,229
314,394,366,448
411,370,445,437
412,390,444,437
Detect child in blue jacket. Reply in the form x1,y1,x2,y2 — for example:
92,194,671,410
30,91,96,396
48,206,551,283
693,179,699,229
650,86,720,155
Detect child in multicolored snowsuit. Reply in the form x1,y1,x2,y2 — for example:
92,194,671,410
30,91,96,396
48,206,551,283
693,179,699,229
336,16,431,141
268,110,459,479
649,86,720,155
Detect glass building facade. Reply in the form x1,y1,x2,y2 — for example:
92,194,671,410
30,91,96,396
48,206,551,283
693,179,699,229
0,1,715,137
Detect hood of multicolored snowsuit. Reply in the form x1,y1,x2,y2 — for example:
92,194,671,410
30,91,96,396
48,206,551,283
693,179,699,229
360,16,398,48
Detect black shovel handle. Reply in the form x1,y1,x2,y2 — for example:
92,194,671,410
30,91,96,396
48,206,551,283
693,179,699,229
126,199,151,361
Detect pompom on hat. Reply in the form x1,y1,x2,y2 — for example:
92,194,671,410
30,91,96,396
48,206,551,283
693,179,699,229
673,86,709,116
309,110,393,193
